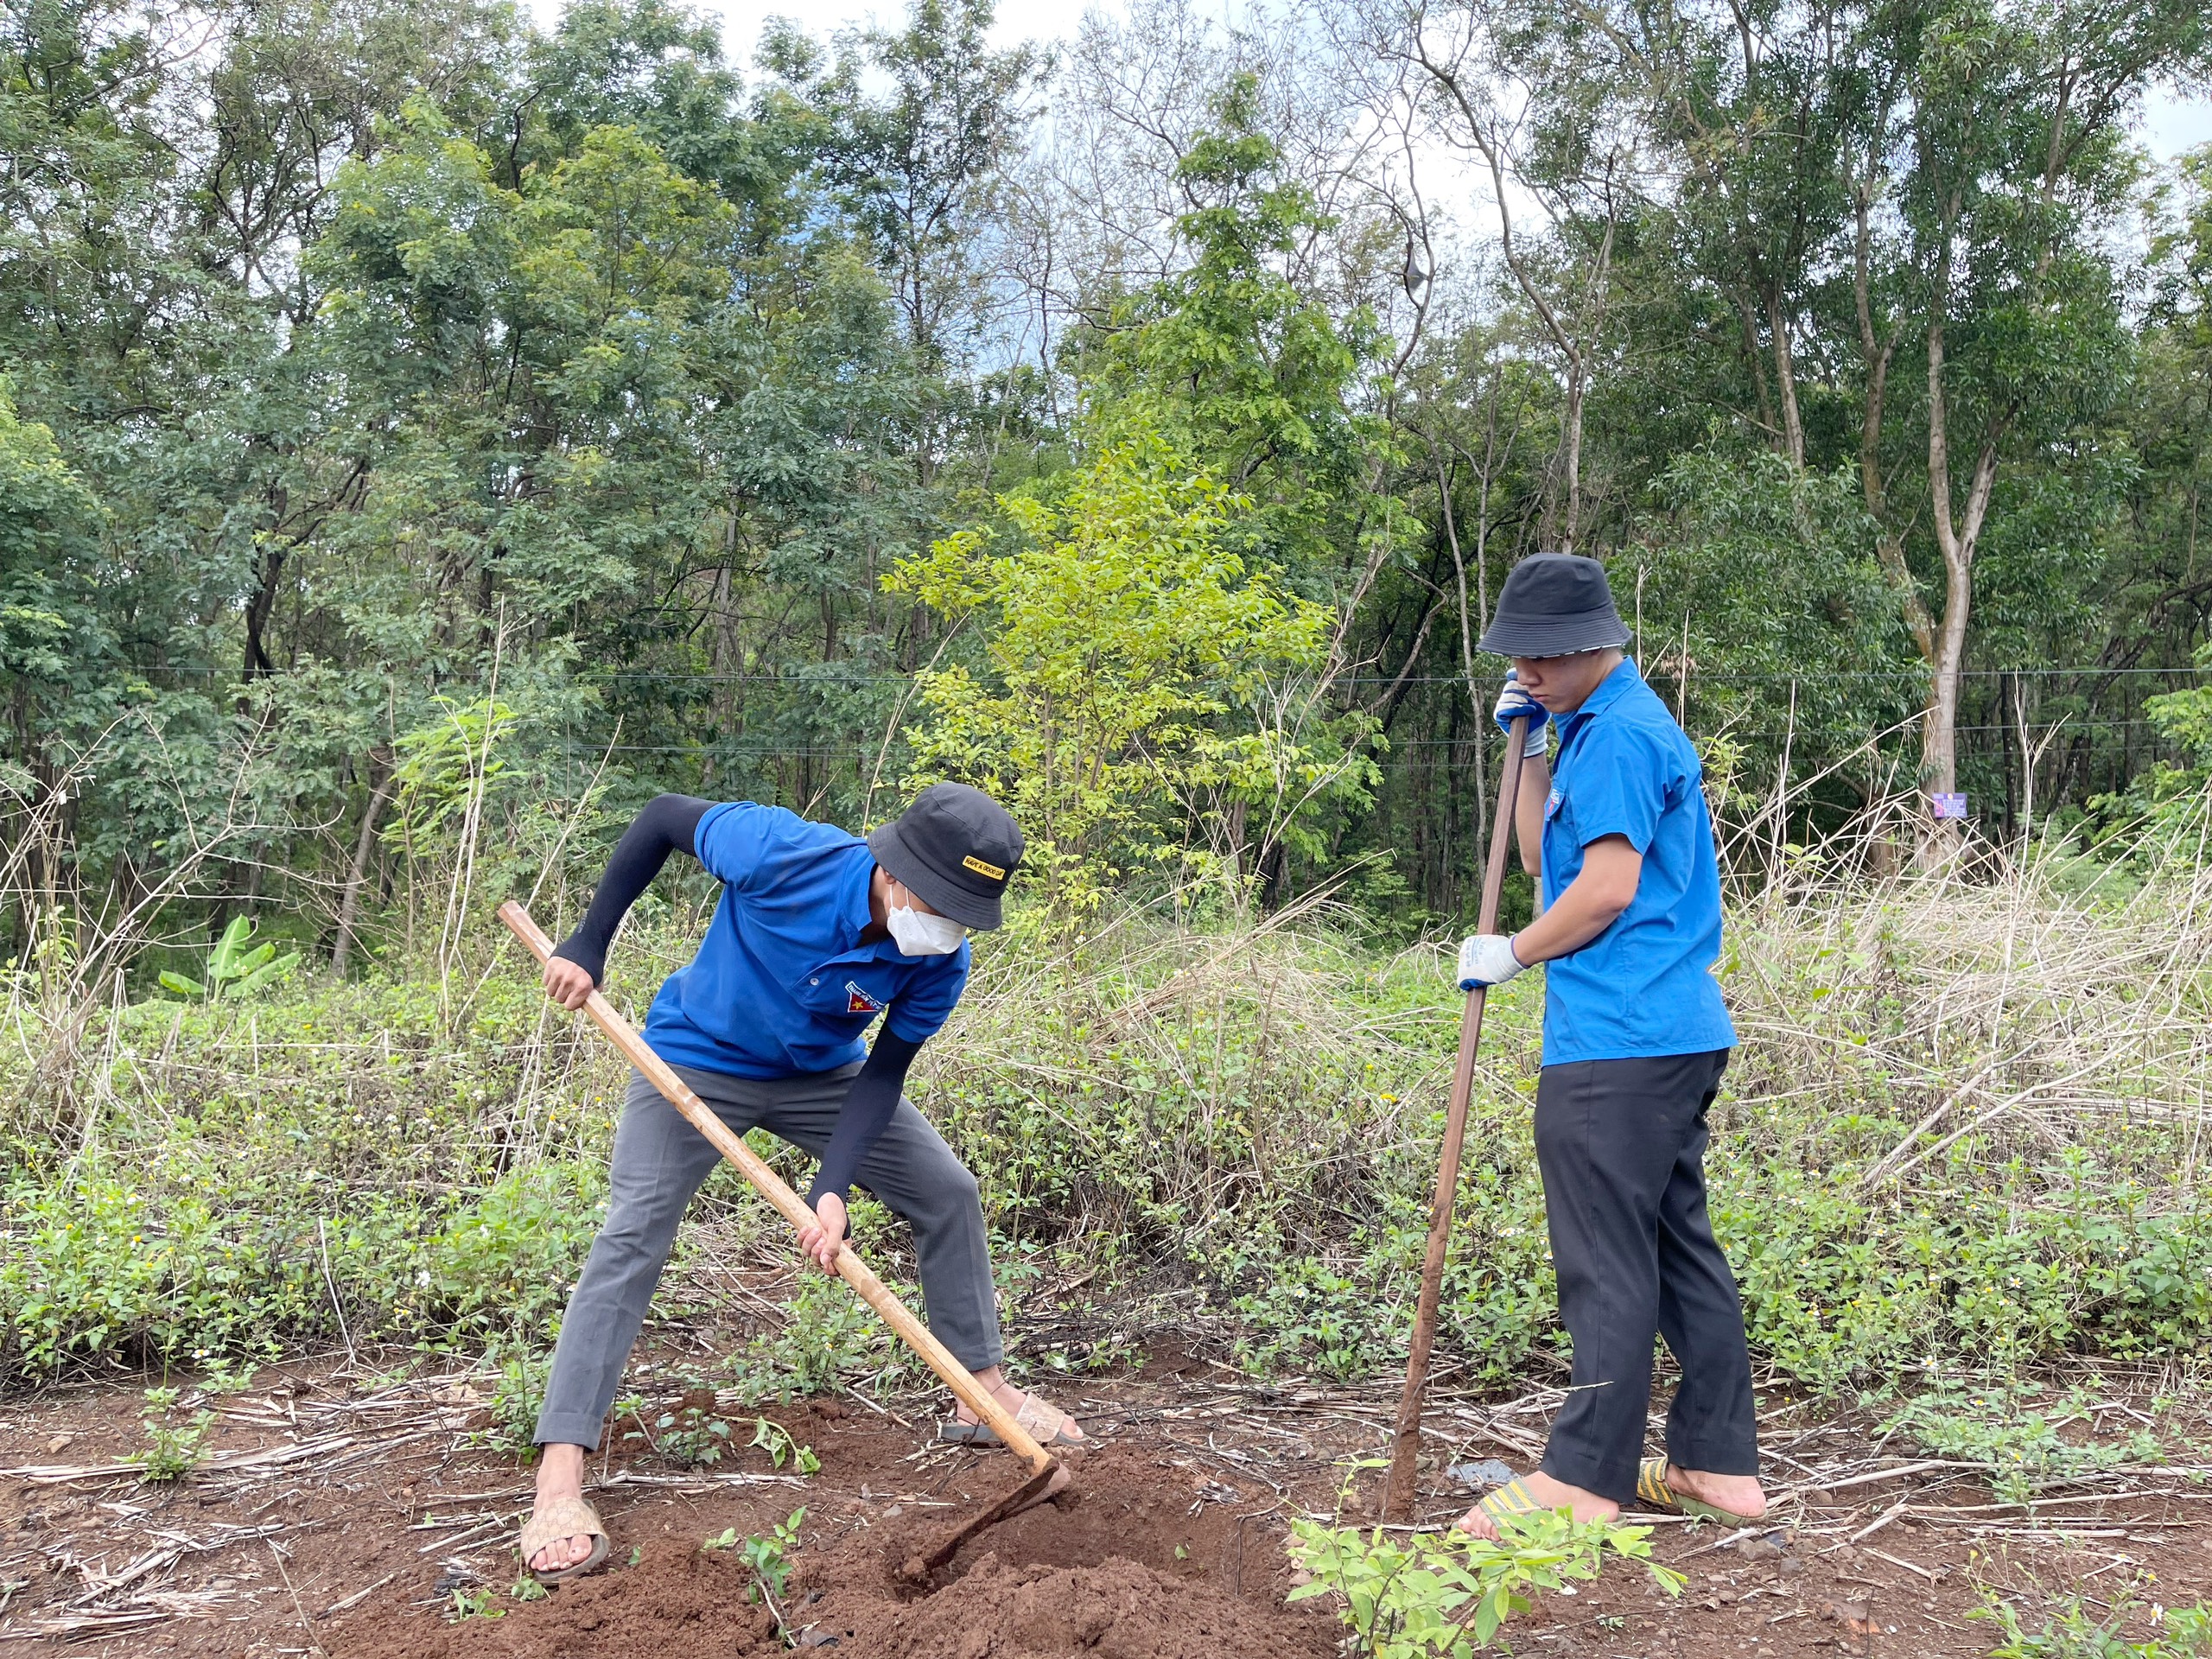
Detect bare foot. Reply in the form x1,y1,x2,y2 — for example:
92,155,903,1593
526,1442,596,1574
1665,1463,1767,1521
951,1367,1086,1444
1454,1470,1620,1541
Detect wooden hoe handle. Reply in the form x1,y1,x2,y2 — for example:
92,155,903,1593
1382,715,1535,1520
497,900,1056,1478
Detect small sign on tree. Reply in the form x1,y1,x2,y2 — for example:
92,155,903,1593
1930,792,1968,820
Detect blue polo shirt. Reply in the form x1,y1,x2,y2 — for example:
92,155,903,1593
641,802,969,1078
1537,660,1735,1065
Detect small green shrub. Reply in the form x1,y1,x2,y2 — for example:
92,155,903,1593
447,1586,504,1622
704,1508,804,1606
138,1387,214,1482
1879,1382,2163,1503
1227,1172,1554,1383
726,1268,906,1400
1287,1505,1682,1656
750,1415,820,1473
0,1170,409,1378
158,916,302,1002
482,1346,550,1456
630,1401,733,1465
410,1162,606,1348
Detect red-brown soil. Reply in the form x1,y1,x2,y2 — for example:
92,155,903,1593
826,1554,1332,1659
340,1440,1333,1659
3,1346,2211,1656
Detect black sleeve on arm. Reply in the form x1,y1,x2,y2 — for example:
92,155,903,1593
550,794,712,986
807,1032,924,1210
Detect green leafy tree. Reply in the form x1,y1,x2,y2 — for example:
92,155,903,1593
1854,0,2186,829
887,422,1372,920
1077,72,1394,586
0,384,106,792
772,0,1045,374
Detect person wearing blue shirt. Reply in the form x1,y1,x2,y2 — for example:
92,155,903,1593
1451,555,1766,1541
515,783,1084,1584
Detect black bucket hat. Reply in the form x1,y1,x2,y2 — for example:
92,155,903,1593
1477,554,1630,658
868,782,1025,931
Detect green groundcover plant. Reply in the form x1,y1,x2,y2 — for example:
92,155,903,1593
1977,1592,2212,1657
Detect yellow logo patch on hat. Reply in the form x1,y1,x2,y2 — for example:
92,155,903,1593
962,854,1007,880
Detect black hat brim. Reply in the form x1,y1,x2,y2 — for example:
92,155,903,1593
1477,607,1630,658
868,821,1004,931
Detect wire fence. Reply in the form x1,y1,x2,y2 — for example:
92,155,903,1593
98,654,2212,831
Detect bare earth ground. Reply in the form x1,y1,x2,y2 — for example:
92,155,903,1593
2,1338,2209,1656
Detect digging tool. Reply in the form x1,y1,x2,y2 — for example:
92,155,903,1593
497,900,1067,1570
1382,715,1535,1522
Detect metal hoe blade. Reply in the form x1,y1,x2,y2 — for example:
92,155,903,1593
915,1461,1070,1577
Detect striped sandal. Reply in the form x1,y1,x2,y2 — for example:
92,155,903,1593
1637,1457,1763,1526
938,1389,1085,1449
1459,1477,1560,1535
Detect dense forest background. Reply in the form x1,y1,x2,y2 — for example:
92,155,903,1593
5,0,2212,971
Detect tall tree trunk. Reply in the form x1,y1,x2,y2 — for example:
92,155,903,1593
1408,44,1600,554
709,516,745,793
1435,444,1485,878
1735,296,1779,443
332,759,394,977
1766,286,1805,468
242,539,286,680
1852,167,1945,828
1917,216,2004,860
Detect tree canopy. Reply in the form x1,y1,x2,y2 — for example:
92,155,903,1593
3,0,2210,967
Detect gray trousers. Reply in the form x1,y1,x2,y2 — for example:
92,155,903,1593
533,1061,1003,1450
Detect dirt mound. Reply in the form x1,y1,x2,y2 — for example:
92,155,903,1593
925,1443,1280,1585
781,1442,1332,1655
823,1553,1338,1659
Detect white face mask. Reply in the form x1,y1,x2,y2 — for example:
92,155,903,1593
887,900,964,957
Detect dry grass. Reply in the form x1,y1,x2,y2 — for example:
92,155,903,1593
1716,792,2212,1197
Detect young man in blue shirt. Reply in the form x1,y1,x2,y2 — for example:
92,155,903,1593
1452,555,1766,1539
517,782,1084,1580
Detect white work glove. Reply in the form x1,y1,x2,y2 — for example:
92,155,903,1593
1493,672,1548,756
1457,933,1526,989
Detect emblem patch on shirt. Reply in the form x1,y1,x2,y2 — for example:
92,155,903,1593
1545,785,1564,819
844,982,881,1015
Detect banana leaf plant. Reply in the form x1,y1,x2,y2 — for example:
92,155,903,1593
160,916,302,1001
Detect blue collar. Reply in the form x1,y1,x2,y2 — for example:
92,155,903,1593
836,848,877,950
1555,658,1643,744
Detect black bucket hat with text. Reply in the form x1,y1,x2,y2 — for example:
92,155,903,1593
868,783,1025,931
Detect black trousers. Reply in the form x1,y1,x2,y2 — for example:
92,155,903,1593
1533,1049,1758,1503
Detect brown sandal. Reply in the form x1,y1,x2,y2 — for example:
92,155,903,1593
938,1390,1085,1449
518,1495,610,1584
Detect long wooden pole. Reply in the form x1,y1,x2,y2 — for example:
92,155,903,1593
497,900,1056,1481
1382,715,1533,1521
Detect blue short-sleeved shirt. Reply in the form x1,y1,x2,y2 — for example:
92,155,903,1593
1537,660,1736,1065
640,802,969,1078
